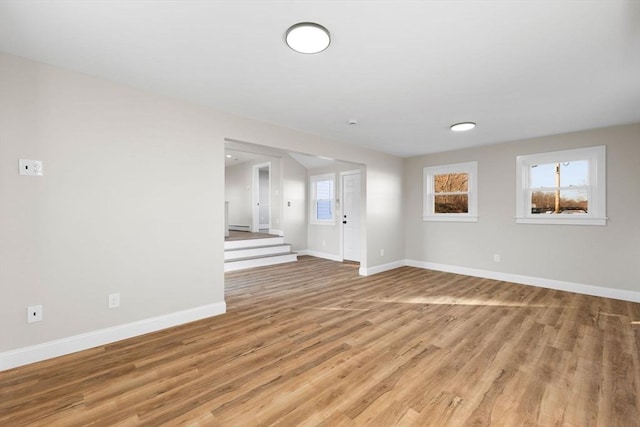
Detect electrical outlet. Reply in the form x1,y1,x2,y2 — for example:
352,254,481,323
19,159,43,176
27,305,43,323
380,249,385,257
493,254,501,262
108,293,120,309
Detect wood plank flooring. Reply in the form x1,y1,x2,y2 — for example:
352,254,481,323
1,256,639,426
225,231,279,241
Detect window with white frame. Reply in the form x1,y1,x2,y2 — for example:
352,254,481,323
423,161,478,222
515,145,606,225
310,173,335,225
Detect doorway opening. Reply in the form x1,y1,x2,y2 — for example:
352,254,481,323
253,162,271,233
224,138,367,278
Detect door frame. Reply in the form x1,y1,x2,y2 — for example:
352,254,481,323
340,169,362,262
252,162,271,233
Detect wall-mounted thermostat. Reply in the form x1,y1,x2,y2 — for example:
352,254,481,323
19,159,43,176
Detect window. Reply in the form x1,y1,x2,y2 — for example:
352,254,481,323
423,161,478,222
310,173,335,224
516,146,606,225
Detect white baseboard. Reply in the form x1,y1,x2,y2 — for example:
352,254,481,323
0,301,226,371
360,260,405,276
405,260,640,303
269,229,284,236
297,252,397,277
304,250,342,262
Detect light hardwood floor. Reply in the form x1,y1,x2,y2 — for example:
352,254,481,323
2,256,639,426
225,231,278,241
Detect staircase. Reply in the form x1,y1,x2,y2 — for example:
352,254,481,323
224,235,297,272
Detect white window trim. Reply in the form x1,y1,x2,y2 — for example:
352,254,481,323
423,161,478,222
310,173,336,225
515,145,606,226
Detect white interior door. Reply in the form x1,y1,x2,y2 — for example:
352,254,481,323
342,171,361,262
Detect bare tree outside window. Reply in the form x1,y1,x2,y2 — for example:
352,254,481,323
434,173,469,213
531,190,588,213
424,161,477,222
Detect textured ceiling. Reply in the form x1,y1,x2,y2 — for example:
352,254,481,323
1,0,639,157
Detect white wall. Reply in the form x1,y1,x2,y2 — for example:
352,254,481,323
281,155,308,252
0,53,404,367
404,124,640,295
0,54,225,364
225,161,253,228
224,142,310,252
225,155,280,229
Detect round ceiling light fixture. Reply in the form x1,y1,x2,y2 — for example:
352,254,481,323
450,122,476,132
286,22,331,54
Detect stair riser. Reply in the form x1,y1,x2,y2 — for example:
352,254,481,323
224,254,298,272
225,245,292,260
224,237,285,250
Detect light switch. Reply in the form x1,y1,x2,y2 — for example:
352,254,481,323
19,159,43,176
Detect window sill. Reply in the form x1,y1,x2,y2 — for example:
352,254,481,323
515,217,607,226
423,216,478,223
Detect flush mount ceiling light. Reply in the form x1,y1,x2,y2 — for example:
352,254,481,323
286,22,330,54
450,122,476,132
